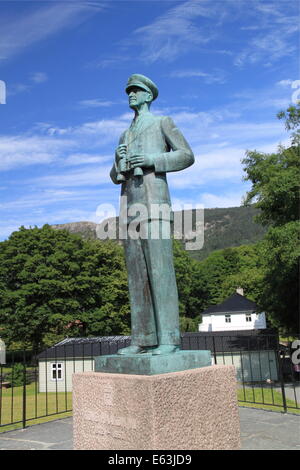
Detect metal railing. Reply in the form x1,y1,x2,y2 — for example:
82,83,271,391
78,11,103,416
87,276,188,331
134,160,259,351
0,333,299,431
182,332,300,414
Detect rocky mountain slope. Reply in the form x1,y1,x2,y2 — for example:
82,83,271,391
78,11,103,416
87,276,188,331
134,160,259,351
52,205,267,261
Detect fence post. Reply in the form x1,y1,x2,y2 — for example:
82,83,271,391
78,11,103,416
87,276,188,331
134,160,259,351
212,336,217,364
22,351,27,428
276,340,288,413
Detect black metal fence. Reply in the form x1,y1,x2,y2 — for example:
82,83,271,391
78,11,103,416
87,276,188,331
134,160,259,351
0,333,299,431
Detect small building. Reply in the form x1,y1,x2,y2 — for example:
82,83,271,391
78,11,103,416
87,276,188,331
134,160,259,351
199,289,266,332
38,336,130,392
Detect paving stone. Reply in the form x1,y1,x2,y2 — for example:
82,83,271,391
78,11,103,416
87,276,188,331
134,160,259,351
0,408,299,450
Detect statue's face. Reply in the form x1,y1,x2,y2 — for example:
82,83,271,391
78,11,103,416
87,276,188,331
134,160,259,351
128,86,151,109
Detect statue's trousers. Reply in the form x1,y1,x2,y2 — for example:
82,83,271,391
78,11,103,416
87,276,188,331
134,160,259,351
123,220,180,348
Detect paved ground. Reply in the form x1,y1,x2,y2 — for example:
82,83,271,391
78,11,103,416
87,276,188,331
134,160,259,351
0,408,299,450
239,407,300,450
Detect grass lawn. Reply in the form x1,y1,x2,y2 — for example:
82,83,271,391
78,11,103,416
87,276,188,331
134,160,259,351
1,381,299,433
238,385,300,414
0,382,72,432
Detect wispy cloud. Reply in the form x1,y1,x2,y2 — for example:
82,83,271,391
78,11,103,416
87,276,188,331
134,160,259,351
7,71,48,98
170,69,226,84
0,112,131,172
87,0,298,72
63,153,111,166
130,0,221,63
0,134,74,171
33,166,112,188
78,98,115,108
30,72,48,84
234,2,299,67
276,79,294,87
0,2,103,62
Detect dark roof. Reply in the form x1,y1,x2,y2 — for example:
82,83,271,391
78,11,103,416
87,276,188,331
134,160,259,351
201,293,258,315
38,329,278,359
182,329,278,353
38,336,131,360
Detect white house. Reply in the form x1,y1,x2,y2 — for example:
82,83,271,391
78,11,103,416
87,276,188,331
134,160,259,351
199,289,266,332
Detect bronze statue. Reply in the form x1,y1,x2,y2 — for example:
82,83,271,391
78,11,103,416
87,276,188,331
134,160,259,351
110,74,194,355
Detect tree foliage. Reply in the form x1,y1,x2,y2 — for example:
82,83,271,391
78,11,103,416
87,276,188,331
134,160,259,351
241,103,300,333
0,225,129,349
242,146,299,226
258,222,299,332
277,104,300,145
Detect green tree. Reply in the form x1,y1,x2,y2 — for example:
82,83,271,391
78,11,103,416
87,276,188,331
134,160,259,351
277,104,300,145
221,243,266,303
260,222,299,332
173,240,207,330
195,247,240,307
0,225,129,350
241,103,300,333
242,146,299,226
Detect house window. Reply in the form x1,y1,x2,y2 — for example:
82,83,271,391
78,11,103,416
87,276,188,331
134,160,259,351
51,362,63,381
246,313,252,322
225,314,231,323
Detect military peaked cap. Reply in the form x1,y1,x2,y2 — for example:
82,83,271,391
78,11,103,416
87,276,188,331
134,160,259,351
125,74,158,101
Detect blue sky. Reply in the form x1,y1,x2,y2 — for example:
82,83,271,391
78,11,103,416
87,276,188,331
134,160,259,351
0,0,299,240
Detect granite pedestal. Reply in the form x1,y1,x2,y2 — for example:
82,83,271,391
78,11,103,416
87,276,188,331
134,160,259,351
73,361,241,450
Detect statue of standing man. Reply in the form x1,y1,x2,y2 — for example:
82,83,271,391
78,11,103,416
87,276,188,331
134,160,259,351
110,74,194,355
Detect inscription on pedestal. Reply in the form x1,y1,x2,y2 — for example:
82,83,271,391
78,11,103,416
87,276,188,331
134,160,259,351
83,382,139,445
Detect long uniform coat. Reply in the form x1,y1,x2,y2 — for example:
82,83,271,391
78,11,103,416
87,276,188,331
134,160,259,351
110,112,194,348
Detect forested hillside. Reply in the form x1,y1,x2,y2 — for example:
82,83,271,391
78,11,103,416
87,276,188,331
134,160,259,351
52,205,267,261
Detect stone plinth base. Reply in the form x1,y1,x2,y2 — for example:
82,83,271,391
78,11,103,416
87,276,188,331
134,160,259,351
73,365,241,450
94,350,211,375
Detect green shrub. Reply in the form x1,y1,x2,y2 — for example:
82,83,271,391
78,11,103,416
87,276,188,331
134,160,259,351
5,363,31,387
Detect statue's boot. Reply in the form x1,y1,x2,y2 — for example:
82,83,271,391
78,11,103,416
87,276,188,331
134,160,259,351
117,345,147,355
151,345,180,355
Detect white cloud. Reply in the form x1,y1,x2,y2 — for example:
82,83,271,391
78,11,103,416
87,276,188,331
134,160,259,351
78,99,115,108
6,83,31,97
0,134,74,171
131,0,220,63
34,165,112,188
170,69,226,84
0,3,102,62
0,184,121,240
63,153,111,166
7,72,49,98
234,3,299,67
30,72,48,83
277,79,294,87
168,147,244,190
198,192,245,209
0,113,131,172
0,186,118,213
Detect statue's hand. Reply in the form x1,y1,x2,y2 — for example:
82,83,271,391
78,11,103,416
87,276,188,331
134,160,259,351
115,144,127,165
129,154,153,169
